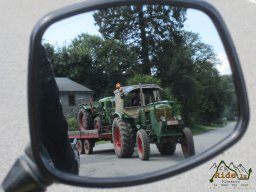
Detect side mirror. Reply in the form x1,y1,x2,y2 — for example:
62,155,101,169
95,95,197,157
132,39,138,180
28,0,249,188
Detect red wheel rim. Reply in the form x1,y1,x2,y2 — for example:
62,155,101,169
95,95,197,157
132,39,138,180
76,140,82,154
114,127,121,150
137,135,143,155
84,140,89,153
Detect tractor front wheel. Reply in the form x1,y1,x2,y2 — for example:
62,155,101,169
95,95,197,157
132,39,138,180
112,117,134,158
136,129,150,160
181,127,195,158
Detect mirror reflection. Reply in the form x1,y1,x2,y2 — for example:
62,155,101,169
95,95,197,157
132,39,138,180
41,5,237,177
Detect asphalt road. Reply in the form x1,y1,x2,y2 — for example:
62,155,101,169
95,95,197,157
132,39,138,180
79,123,235,177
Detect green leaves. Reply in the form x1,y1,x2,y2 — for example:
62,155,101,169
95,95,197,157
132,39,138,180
93,5,187,74
45,34,138,97
44,5,237,127
127,74,160,85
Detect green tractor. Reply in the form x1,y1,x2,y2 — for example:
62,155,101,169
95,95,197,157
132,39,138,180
77,96,115,131
112,83,195,160
75,96,115,154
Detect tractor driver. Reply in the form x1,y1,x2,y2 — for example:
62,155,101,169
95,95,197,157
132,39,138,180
131,92,141,106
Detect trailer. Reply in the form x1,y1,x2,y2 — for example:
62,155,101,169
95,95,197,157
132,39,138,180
68,129,112,154
69,96,115,154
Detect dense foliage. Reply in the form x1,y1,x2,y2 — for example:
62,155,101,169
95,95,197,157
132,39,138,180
44,5,237,126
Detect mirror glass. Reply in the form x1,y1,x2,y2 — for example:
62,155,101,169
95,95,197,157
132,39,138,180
40,4,237,178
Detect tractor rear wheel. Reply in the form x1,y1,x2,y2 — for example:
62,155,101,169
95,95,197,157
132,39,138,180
157,142,176,155
136,129,150,160
112,117,134,158
181,127,195,158
84,139,94,155
78,108,93,130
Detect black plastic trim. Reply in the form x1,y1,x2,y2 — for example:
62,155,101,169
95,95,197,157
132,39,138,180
28,0,250,188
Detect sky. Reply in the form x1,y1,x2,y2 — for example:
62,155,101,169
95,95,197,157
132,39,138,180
43,7,231,75
184,9,231,75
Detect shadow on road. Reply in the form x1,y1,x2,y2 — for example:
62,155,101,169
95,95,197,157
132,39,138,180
91,149,115,154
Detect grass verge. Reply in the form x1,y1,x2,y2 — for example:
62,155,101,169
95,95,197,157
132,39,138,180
190,124,217,135
95,140,111,145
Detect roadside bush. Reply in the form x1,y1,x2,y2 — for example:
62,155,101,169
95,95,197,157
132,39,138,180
67,117,78,130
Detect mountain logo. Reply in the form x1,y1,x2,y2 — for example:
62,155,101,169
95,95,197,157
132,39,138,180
209,160,252,183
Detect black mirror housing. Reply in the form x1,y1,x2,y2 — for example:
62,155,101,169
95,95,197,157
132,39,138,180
28,0,249,188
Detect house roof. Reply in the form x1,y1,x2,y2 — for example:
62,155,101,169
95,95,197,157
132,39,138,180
55,77,93,93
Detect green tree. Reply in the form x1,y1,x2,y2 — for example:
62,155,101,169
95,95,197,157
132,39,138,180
94,5,186,74
44,34,138,97
44,6,235,126
220,75,237,121
126,73,161,85
155,31,227,125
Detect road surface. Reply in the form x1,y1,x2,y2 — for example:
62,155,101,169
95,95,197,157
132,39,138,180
79,122,236,177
